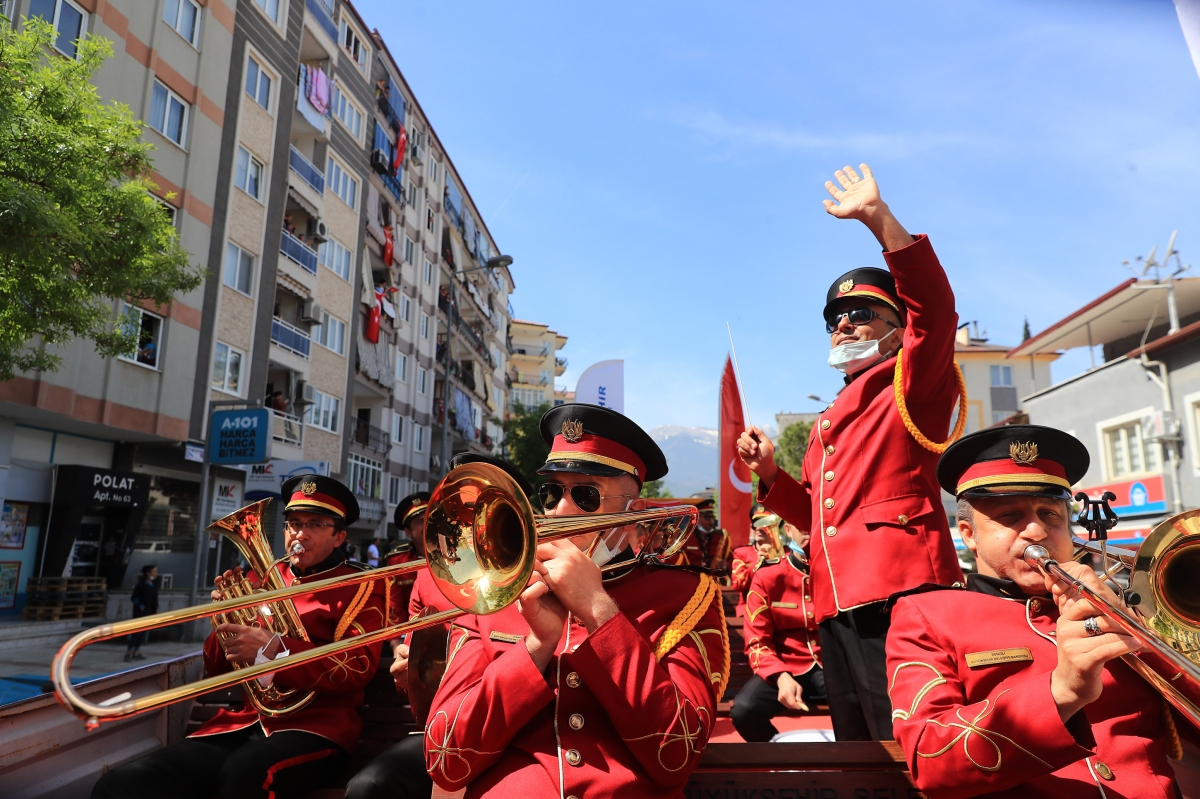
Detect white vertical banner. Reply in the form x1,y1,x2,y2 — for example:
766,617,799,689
574,360,624,413
1175,0,1200,80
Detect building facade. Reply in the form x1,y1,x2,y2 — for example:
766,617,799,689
508,319,567,411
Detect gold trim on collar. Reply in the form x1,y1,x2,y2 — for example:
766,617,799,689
545,450,637,476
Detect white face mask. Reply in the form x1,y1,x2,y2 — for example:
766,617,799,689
590,498,634,567
828,328,898,375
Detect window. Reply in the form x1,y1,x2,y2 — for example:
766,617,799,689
409,181,419,208
120,305,163,369
223,242,254,295
396,352,409,382
404,236,415,265
234,146,264,200
392,412,405,444
426,159,440,183
245,55,272,110
150,81,189,147
253,0,279,23
339,18,367,70
414,424,426,453
318,237,352,281
420,313,429,339
426,206,435,233
211,342,243,394
990,365,1013,386
153,195,178,230
312,310,346,355
29,0,87,59
1105,421,1159,478
388,475,402,504
330,84,362,138
399,294,412,324
423,259,433,284
326,157,358,208
417,368,428,394
306,388,341,433
348,453,382,499
163,0,200,46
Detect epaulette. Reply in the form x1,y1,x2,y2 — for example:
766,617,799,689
385,541,412,558
344,559,371,572
883,582,965,613
761,557,781,566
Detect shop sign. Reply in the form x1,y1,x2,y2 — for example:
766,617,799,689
212,479,243,520
210,408,271,464
1077,475,1167,518
241,460,331,498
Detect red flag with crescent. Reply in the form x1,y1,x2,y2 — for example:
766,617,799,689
720,355,752,548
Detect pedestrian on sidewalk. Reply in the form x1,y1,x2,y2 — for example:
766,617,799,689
125,565,158,662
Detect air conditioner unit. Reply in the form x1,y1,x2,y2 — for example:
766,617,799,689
371,149,391,175
295,380,315,407
300,300,323,324
409,143,424,166
307,218,329,244
1142,410,1180,442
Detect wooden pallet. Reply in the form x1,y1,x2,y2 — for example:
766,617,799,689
23,602,107,621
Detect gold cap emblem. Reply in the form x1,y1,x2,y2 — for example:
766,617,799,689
839,279,854,293
561,419,584,443
301,481,318,495
1010,441,1038,466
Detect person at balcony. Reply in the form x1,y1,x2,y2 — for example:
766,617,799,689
736,163,963,742
887,424,1193,798
731,526,825,742
424,404,730,798
729,511,784,617
677,497,731,573
123,564,159,662
347,454,532,799
91,475,387,799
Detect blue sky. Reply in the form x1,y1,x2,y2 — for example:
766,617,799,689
361,0,1200,431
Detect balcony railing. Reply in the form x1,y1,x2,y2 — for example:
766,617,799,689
271,409,304,447
305,0,337,41
289,145,325,194
280,228,318,274
271,317,311,358
555,357,568,369
357,495,386,522
352,418,391,454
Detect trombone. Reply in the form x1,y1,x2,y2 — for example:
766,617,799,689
1024,505,1200,728
52,462,697,729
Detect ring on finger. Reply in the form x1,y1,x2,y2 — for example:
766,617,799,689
1084,616,1102,637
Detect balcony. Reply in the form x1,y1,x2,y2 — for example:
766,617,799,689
289,145,324,194
357,495,386,523
271,409,304,447
305,0,337,41
280,228,318,274
352,418,391,454
271,317,311,358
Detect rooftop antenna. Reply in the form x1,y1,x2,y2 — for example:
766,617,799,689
1124,232,1189,334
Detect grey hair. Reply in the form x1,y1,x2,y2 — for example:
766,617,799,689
955,495,1073,527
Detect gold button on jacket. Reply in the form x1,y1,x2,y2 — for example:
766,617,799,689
565,749,582,767
568,713,584,730
565,672,581,688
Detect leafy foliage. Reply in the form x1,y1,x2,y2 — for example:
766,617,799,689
499,403,553,490
0,19,203,379
775,420,813,477
639,479,672,499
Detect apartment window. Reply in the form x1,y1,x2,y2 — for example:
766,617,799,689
423,259,433,284
990,365,1013,386
339,18,367,70
348,453,382,499
326,157,358,208
408,181,419,208
1104,421,1159,478
392,412,405,444
223,242,254,295
244,55,272,110
425,207,435,233
388,475,402,504
414,424,426,453
427,159,440,183
399,294,412,324
253,0,279,23
163,0,200,46
312,310,346,355
119,305,162,369
306,388,341,433
211,342,243,394
417,368,428,394
149,81,189,147
331,84,362,138
419,313,429,339
318,237,352,281
403,236,415,265
153,195,178,230
29,0,87,58
396,352,409,382
234,146,264,200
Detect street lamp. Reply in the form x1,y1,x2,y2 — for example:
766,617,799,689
438,254,513,477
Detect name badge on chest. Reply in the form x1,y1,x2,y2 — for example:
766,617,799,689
965,647,1033,668
771,602,798,609
489,631,523,644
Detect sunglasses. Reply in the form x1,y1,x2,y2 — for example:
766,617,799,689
538,482,632,513
825,307,900,334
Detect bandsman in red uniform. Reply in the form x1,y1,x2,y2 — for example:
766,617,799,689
888,424,1191,798
381,490,430,633
424,404,730,797
92,475,385,799
347,454,532,799
678,498,732,572
729,511,783,616
738,163,963,740
732,525,825,741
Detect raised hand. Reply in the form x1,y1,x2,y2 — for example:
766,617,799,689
737,425,777,487
821,163,914,251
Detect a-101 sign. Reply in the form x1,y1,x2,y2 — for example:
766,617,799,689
210,408,272,464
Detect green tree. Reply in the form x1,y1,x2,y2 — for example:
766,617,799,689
1022,317,1032,341
0,19,202,379
499,403,553,491
775,420,813,476
639,479,672,499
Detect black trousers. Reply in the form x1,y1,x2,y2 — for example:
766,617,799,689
345,733,431,799
90,725,347,799
817,601,893,741
731,668,827,742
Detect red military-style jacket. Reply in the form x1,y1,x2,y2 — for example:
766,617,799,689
192,556,386,752
887,575,1186,798
730,544,765,616
744,553,820,680
425,566,729,798
679,527,732,572
758,234,963,623
384,540,421,628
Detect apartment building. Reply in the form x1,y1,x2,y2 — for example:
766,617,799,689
952,323,1056,434
508,320,568,411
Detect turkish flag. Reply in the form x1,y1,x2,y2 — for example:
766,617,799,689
383,224,394,266
393,122,407,176
720,356,753,548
